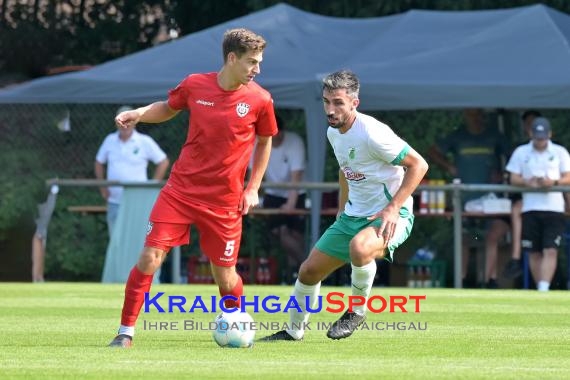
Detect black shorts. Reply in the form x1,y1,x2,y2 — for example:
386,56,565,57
262,193,306,232
509,192,522,202
521,211,566,252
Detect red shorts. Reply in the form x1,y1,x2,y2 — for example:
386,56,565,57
145,189,242,267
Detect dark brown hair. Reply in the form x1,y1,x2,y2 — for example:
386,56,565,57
223,28,266,62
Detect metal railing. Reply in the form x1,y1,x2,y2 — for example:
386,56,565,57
43,178,570,287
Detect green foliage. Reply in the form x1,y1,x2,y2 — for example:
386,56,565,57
0,145,45,240
0,104,189,281
0,1,170,78
7,0,570,78
0,111,53,240
44,190,109,281
174,0,570,34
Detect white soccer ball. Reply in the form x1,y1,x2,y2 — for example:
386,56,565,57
212,311,255,348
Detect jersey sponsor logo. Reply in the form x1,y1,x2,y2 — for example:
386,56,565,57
349,147,356,160
342,166,366,182
146,221,154,235
196,99,215,107
236,103,250,117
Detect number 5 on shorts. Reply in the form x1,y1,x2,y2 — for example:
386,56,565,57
224,240,235,257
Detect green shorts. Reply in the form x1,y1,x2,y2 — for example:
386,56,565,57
315,211,414,263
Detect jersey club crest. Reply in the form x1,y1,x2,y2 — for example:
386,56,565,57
236,103,250,117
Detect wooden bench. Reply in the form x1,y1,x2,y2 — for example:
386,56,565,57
67,205,107,215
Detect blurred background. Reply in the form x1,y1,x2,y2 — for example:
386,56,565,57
1,0,569,288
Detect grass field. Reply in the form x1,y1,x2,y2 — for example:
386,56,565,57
1,283,569,379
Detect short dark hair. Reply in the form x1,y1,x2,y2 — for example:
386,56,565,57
322,70,360,99
222,28,266,62
522,110,541,121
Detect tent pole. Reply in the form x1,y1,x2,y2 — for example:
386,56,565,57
304,86,328,248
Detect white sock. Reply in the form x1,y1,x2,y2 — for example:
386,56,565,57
118,325,135,337
537,281,550,292
286,279,321,340
351,260,377,316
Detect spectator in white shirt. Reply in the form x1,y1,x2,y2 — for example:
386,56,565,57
506,117,570,291
261,115,307,282
95,106,170,236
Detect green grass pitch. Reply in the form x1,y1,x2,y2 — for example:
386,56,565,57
1,283,569,379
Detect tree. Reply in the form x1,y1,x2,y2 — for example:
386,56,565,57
4,0,570,79
0,0,175,78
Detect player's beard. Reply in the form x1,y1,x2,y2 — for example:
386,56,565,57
327,115,345,129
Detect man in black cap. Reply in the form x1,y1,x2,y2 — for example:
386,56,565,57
502,110,542,279
506,117,570,291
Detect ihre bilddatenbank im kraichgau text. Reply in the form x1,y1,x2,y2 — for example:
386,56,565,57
142,292,428,332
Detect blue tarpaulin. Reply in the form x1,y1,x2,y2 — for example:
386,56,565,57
3,3,570,244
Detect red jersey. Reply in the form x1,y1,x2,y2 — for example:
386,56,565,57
166,72,277,211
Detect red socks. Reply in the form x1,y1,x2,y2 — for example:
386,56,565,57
121,266,154,327
219,274,243,309
120,267,242,327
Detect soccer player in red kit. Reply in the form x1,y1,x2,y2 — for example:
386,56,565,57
108,28,277,348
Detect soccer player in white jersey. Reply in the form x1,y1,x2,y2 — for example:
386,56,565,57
261,70,428,341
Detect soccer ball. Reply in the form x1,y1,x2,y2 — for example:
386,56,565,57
212,311,255,348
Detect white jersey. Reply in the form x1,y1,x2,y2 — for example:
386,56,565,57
264,131,306,198
327,112,412,217
96,130,167,204
506,141,570,213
